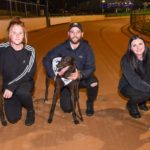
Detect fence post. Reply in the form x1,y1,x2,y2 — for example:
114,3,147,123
15,0,18,14
46,0,50,27
9,0,13,17
25,3,27,17
36,4,38,16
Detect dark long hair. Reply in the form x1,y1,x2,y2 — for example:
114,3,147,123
126,35,148,75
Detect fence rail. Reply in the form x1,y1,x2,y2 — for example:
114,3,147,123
0,0,46,17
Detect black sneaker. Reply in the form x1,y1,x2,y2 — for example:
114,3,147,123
138,103,149,111
86,102,94,116
126,102,141,119
25,110,35,126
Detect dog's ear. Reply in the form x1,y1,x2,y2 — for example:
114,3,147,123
63,56,74,62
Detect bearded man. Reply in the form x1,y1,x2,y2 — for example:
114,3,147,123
43,22,98,116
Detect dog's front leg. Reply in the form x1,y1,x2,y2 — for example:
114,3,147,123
70,83,79,124
48,77,62,124
75,81,83,122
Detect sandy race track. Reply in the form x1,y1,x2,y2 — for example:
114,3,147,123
0,18,150,150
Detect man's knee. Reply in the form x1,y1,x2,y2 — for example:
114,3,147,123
90,82,98,87
89,76,99,87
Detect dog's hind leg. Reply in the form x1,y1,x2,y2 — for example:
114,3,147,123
44,75,50,102
48,78,62,124
48,88,59,123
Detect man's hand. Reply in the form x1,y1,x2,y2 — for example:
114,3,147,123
68,69,81,80
58,66,69,76
3,89,13,99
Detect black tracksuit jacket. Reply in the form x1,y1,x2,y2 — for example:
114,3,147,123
0,42,36,92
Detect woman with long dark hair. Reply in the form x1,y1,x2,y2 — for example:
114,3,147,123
119,35,150,118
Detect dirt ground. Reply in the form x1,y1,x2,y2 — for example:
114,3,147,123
0,18,150,150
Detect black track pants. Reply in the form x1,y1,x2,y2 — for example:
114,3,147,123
60,75,99,112
4,82,34,123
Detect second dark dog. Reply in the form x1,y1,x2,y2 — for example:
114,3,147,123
48,56,83,124
0,73,7,126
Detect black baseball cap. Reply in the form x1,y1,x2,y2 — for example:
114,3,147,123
68,22,83,32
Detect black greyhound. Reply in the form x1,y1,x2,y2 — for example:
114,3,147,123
0,73,7,126
48,56,83,124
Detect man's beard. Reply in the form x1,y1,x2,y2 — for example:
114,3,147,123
69,37,81,44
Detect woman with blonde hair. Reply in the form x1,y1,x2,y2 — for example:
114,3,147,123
0,17,36,126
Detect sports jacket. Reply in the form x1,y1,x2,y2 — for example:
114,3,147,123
43,39,96,79
0,42,36,92
118,50,150,93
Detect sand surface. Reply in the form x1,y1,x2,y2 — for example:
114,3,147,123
1,18,150,150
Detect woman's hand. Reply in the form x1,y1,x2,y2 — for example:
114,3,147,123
3,89,13,99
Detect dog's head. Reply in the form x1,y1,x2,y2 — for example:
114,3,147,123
57,56,76,77
57,56,75,71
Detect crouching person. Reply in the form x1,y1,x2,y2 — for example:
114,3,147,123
43,22,99,116
0,17,36,125
118,35,150,119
